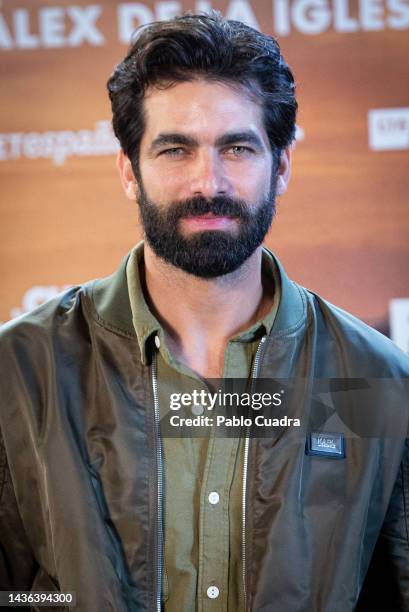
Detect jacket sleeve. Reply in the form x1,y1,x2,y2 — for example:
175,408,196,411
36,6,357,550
356,439,409,612
0,431,38,590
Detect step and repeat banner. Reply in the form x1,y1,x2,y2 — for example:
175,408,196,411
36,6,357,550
1,0,408,343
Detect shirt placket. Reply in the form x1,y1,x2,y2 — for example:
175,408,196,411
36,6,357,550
197,431,240,611
197,342,241,612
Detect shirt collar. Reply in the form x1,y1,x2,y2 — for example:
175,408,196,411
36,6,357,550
126,241,161,364
126,240,281,365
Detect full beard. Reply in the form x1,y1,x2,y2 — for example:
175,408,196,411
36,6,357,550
137,184,277,278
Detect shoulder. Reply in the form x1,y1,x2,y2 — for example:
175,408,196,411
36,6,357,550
0,284,93,370
301,286,409,377
0,253,134,370
0,285,84,341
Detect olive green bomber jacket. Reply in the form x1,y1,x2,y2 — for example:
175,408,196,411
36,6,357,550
0,249,408,611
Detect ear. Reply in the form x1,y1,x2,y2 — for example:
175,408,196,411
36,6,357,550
275,145,292,197
117,150,139,201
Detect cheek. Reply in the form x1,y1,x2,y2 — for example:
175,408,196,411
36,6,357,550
229,163,272,198
140,162,183,203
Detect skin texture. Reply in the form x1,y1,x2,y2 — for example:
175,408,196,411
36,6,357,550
118,79,291,378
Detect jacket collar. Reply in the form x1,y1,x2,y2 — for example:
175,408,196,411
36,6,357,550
264,246,307,337
87,245,307,343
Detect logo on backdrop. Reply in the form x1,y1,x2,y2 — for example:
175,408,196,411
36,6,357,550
0,0,408,50
389,298,409,354
0,121,119,165
368,108,409,152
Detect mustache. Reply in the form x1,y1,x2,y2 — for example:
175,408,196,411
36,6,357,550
162,196,252,221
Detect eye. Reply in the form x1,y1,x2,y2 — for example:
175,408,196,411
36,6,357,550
159,147,186,158
227,145,254,157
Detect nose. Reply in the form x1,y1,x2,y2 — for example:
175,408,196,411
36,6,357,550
188,149,232,198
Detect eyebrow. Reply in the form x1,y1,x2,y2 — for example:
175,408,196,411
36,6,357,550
215,131,264,149
148,130,265,154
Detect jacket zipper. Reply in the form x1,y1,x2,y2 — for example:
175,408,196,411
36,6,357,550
242,335,267,611
151,353,164,612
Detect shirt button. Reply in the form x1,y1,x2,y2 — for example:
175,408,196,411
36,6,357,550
206,585,220,599
192,403,204,416
208,491,220,505
154,335,161,349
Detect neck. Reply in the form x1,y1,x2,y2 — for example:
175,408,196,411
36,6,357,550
142,242,273,347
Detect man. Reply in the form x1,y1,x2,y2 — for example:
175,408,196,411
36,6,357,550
0,12,408,612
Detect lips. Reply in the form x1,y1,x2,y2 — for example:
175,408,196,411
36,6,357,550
181,213,236,230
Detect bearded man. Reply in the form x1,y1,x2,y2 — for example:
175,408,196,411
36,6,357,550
1,12,408,612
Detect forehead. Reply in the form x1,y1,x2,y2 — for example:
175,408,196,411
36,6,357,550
141,79,268,145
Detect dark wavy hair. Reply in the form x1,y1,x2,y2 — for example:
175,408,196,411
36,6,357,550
107,12,297,170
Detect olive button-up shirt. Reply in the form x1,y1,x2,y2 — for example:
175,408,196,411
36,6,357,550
126,242,281,612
